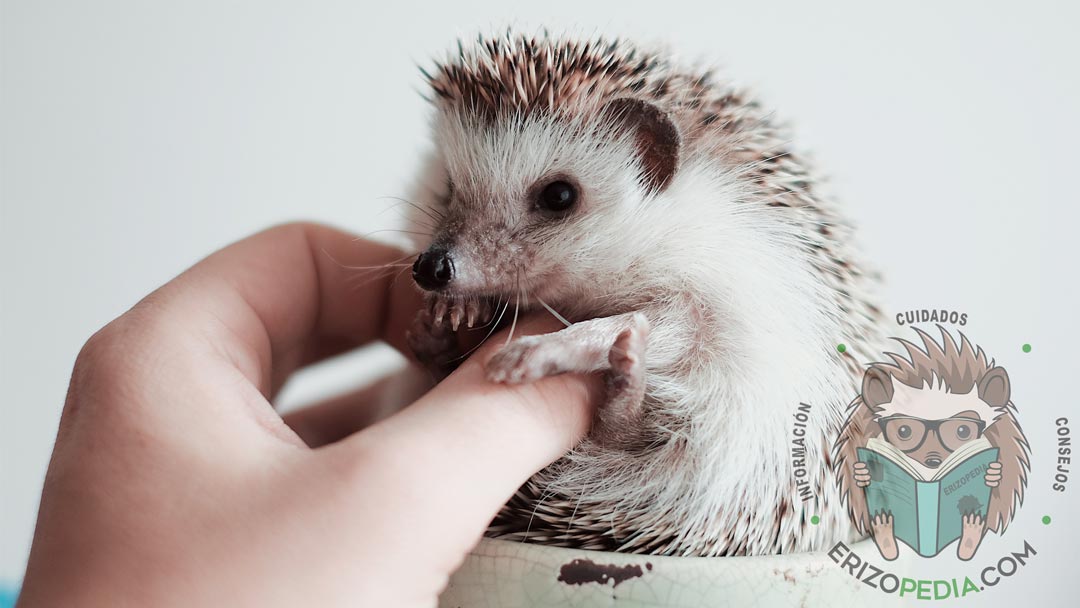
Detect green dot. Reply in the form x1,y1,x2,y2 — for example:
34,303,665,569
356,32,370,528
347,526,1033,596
836,344,847,353
1022,343,1032,353
810,515,820,525
1042,515,1051,525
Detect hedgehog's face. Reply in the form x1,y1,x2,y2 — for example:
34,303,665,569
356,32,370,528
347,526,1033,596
412,101,680,305
861,367,1007,469
877,410,988,468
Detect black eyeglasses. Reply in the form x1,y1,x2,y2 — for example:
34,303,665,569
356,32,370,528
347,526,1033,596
876,415,987,453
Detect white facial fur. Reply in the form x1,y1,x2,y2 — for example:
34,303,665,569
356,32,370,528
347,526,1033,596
426,107,646,301
408,96,884,556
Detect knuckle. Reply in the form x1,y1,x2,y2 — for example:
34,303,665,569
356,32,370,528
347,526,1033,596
260,221,331,249
68,311,166,421
265,220,323,238
74,319,135,385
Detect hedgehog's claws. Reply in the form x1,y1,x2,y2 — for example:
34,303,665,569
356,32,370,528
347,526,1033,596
465,299,479,328
449,301,464,331
432,297,448,328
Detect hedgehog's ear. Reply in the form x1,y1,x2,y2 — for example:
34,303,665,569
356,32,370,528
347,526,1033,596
862,367,894,409
601,97,680,193
978,367,1011,408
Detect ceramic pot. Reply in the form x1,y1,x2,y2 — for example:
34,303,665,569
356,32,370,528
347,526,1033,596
440,537,882,607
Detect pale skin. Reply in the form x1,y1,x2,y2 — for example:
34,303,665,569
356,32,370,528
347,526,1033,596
16,223,602,608
854,452,1003,561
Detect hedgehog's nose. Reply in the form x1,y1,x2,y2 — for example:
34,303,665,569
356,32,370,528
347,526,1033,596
413,249,454,291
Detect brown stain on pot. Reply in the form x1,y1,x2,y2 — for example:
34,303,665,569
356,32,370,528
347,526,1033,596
773,567,797,584
557,558,648,588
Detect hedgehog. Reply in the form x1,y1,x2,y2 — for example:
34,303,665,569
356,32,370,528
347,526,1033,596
833,327,1030,560
402,30,888,556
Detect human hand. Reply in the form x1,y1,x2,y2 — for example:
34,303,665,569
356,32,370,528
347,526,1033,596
16,223,601,608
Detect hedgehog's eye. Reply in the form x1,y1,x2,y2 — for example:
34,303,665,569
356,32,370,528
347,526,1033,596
956,425,971,440
538,180,577,213
897,425,912,440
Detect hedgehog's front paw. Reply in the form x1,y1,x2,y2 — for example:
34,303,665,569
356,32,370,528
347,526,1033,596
957,512,986,561
593,320,650,449
485,336,565,384
853,461,872,487
871,511,899,561
407,296,462,379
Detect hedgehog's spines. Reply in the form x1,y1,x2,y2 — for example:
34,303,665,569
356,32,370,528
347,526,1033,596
420,31,888,558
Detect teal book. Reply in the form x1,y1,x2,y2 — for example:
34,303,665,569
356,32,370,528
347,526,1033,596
857,437,998,557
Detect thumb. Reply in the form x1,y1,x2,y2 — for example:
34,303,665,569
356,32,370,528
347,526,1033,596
324,314,603,569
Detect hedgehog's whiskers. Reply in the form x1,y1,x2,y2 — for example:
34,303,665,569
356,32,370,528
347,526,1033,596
376,195,446,224
344,263,414,291
535,296,571,328
319,248,420,292
504,270,524,346
359,228,434,240
384,261,416,292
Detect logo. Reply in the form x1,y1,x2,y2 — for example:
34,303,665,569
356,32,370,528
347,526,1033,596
832,326,1030,562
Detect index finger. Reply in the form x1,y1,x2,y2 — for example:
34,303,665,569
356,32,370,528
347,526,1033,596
135,222,423,396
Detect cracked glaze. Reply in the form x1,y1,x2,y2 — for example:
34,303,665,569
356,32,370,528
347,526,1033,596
439,538,879,607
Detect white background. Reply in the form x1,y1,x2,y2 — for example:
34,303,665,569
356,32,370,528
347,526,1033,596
2,1,1077,605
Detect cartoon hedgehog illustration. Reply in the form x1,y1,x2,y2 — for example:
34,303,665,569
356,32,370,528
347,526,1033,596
404,30,888,556
834,327,1030,561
